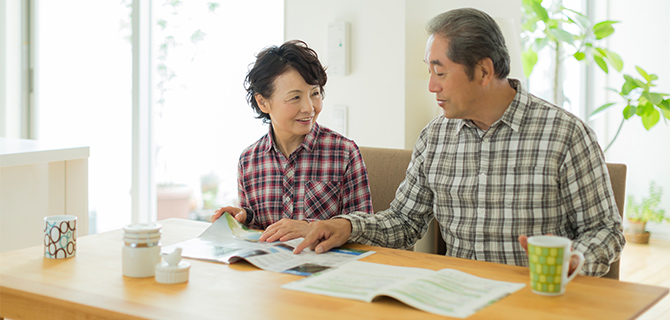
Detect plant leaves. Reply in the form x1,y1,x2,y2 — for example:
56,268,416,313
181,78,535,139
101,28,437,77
531,0,549,22
604,50,624,72
636,66,651,82
573,51,586,61
593,20,618,40
590,102,617,117
641,108,661,130
549,28,575,45
623,105,636,119
522,49,538,78
594,56,609,73
647,92,664,105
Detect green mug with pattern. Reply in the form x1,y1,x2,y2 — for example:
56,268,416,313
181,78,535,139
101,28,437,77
527,235,585,296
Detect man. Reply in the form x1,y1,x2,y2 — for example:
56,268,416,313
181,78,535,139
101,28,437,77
286,8,625,277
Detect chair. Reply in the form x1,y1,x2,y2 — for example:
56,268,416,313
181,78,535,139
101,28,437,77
358,146,442,252
603,163,627,280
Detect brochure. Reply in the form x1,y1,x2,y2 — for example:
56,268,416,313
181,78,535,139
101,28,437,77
162,213,374,276
282,261,525,318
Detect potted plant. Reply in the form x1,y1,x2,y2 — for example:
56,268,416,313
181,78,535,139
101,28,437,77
625,181,669,244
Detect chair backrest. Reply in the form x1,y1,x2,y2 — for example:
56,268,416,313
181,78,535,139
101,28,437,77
602,163,627,280
358,147,412,211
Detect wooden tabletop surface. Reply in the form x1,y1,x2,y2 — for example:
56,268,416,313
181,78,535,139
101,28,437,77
1,218,667,320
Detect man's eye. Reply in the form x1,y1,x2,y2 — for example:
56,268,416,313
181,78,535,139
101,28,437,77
291,96,300,101
312,91,320,97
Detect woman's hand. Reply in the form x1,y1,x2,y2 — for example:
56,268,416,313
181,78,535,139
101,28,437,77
211,206,247,223
259,219,309,242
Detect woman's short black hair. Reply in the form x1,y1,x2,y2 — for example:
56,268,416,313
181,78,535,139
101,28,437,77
244,40,328,123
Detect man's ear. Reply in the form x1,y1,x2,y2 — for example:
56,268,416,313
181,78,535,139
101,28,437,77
477,57,495,86
255,94,269,113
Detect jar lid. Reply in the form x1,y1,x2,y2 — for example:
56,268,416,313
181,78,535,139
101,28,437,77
155,260,190,284
123,223,162,234
155,247,190,284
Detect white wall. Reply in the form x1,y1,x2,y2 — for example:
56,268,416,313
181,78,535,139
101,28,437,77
0,0,23,138
285,0,521,149
591,0,670,239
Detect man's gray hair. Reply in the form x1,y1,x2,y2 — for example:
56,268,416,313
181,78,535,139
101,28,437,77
427,8,510,80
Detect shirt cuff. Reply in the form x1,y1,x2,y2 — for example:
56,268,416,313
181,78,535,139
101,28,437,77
243,207,254,225
337,214,364,242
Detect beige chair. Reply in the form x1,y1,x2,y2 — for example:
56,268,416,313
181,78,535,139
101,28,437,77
603,163,627,280
359,146,626,279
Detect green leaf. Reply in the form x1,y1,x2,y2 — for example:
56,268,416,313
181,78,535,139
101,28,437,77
603,50,624,72
531,1,549,22
662,107,670,120
637,102,654,116
641,108,661,130
648,92,664,105
590,102,617,117
661,99,670,111
564,9,590,29
573,51,586,61
623,105,636,119
549,28,575,44
593,21,618,40
633,79,650,91
636,66,651,82
594,56,609,73
522,49,538,78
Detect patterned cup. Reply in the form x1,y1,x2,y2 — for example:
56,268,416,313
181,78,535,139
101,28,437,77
527,235,584,296
44,215,77,259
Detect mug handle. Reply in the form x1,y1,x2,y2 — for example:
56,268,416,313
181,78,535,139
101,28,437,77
565,251,585,283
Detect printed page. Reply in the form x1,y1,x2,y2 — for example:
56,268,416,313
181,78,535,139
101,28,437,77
282,261,434,301
383,268,525,318
163,214,375,275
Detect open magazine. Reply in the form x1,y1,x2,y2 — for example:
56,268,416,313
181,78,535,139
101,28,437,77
282,261,525,318
162,213,374,276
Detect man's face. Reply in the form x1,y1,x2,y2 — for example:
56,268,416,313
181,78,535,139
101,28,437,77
424,34,480,119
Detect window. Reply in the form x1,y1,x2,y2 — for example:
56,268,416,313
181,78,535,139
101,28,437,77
29,0,284,233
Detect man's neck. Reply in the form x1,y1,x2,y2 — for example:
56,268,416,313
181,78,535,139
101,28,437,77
471,78,517,131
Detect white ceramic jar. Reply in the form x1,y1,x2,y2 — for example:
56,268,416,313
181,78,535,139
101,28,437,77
122,223,162,278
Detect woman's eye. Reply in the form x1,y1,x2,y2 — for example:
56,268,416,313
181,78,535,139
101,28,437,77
290,95,300,101
312,91,320,97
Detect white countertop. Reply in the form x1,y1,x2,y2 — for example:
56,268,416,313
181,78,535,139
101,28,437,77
0,138,90,167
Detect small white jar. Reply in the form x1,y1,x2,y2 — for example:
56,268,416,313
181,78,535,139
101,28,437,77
122,223,162,278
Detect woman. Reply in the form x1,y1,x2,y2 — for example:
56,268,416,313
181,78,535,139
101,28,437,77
212,40,373,242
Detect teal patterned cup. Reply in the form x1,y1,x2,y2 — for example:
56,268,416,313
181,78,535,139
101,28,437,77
527,235,584,296
44,215,77,259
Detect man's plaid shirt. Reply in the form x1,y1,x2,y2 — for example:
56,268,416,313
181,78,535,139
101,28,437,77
239,123,373,230
340,79,625,277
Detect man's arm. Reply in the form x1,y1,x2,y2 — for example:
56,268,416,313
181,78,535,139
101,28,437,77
561,126,626,277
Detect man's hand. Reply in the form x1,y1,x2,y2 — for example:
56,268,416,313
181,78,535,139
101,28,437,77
259,219,309,242
211,206,246,224
293,219,352,254
518,235,580,276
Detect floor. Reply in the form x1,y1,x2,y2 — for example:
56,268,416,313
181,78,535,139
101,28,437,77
619,238,670,319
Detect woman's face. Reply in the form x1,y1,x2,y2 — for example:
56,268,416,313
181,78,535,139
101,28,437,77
257,68,323,144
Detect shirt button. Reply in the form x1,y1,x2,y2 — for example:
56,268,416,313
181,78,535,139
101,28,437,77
475,243,484,250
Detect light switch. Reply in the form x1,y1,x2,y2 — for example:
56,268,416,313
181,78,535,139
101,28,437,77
332,105,348,136
328,22,350,76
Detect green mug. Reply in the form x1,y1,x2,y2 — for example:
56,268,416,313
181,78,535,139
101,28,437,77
527,235,585,296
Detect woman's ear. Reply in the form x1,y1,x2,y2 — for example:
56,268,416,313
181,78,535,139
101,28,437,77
255,94,269,113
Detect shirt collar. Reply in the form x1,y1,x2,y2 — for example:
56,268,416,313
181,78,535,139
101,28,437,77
454,78,527,135
261,122,321,155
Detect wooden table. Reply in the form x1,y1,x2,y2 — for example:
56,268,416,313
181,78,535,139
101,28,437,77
1,219,667,320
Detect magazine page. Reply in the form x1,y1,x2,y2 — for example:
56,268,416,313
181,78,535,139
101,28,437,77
282,261,525,318
281,261,434,301
383,268,525,318
162,213,375,275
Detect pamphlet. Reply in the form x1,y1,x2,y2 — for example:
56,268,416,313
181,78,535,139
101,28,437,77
162,213,374,276
282,261,525,318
